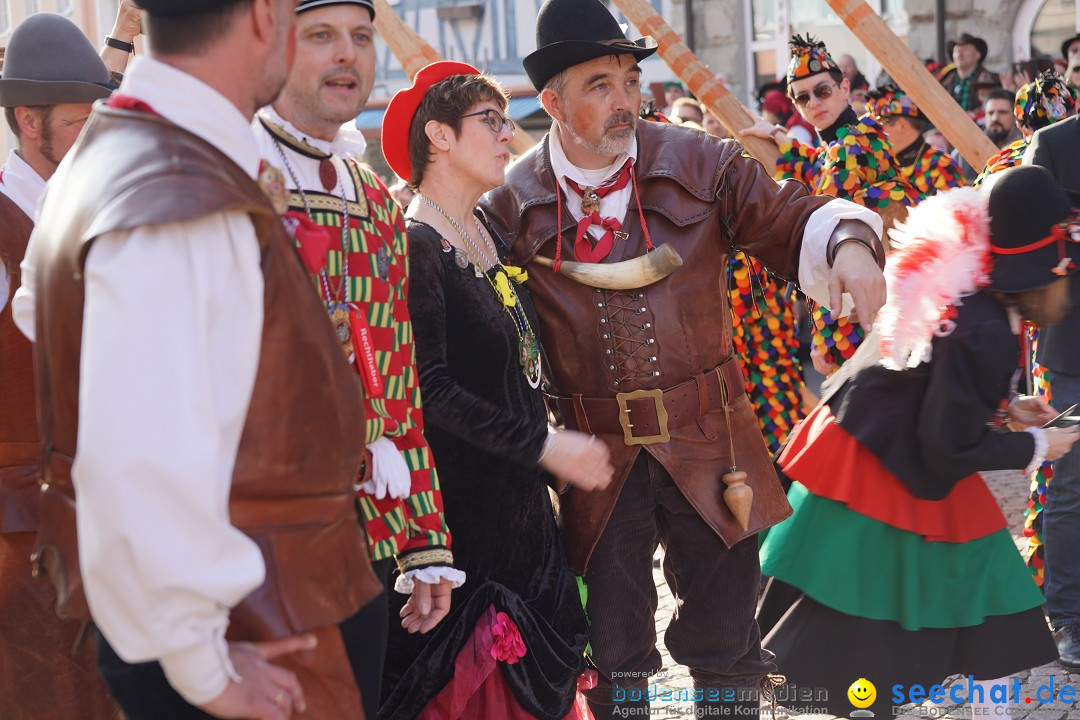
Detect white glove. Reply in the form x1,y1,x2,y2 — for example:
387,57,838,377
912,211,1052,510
359,436,412,500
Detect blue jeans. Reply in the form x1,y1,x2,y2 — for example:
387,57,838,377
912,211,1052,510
1045,370,1080,628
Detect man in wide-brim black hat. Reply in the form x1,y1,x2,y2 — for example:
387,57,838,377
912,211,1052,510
939,31,1000,114
482,0,889,717
21,1,386,718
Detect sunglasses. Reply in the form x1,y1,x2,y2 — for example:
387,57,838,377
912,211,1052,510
461,108,516,137
792,82,839,109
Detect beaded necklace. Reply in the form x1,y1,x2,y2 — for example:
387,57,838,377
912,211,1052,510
419,193,542,388
270,137,356,362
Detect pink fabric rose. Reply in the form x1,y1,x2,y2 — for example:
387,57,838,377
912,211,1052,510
489,611,527,664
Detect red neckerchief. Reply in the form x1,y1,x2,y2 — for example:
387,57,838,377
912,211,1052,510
563,158,633,263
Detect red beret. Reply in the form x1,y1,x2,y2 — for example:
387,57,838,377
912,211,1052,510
381,61,481,182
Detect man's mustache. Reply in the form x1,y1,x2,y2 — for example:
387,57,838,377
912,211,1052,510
605,113,636,131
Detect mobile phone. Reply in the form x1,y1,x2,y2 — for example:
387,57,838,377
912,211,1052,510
1043,403,1080,429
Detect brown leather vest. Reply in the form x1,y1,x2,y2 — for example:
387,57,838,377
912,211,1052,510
29,106,381,637
483,121,833,573
0,193,39,534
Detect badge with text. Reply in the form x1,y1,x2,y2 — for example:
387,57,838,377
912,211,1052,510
351,310,383,398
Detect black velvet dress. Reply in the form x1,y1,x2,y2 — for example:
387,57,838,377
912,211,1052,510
378,218,589,720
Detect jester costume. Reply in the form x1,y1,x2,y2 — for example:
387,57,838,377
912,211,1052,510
255,107,460,716
974,70,1078,187
866,83,967,196
775,36,922,369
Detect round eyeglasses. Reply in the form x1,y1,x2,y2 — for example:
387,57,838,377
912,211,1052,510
461,108,516,137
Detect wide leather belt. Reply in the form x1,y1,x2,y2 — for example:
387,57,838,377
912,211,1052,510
552,356,746,446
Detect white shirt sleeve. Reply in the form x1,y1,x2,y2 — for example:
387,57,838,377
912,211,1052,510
0,259,9,315
797,198,884,314
74,210,266,706
11,242,34,341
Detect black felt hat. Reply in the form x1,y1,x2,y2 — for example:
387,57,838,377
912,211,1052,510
0,14,115,107
139,0,245,16
948,33,989,63
523,0,658,92
986,165,1080,293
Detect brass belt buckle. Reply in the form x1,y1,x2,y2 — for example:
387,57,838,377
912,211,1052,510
616,388,670,446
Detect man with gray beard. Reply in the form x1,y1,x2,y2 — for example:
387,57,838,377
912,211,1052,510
482,1,889,718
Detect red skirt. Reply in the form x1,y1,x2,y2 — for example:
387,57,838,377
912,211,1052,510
778,404,1007,542
417,604,595,720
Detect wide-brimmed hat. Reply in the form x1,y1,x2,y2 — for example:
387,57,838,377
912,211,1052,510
523,0,657,92
948,33,989,63
381,61,482,182
786,34,840,86
1062,33,1080,60
986,165,1080,293
0,14,115,107
297,0,374,17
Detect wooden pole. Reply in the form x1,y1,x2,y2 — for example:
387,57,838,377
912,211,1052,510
371,0,538,155
609,0,780,169
824,0,1000,170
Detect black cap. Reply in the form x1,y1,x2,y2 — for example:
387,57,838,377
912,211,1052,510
948,32,989,63
986,165,1080,293
523,0,657,92
1062,33,1080,61
296,0,375,17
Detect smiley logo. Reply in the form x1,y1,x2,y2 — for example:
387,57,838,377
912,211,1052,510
848,678,877,709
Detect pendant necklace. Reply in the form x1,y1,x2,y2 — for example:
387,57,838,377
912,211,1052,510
271,137,356,363
419,194,542,388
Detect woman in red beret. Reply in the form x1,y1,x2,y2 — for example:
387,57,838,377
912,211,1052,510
378,61,613,720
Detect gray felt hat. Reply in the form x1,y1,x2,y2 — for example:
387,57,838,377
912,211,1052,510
0,14,115,108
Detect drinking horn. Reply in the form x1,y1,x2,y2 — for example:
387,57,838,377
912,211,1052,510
531,243,684,290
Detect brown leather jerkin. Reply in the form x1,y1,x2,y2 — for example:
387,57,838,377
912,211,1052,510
28,105,380,717
484,121,835,575
0,192,120,720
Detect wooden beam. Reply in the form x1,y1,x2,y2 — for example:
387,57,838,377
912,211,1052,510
824,0,1000,170
371,0,538,155
609,0,780,169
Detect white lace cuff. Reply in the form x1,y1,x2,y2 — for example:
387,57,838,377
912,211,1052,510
1024,426,1048,475
394,566,467,594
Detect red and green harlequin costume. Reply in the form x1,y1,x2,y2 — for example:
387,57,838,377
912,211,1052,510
291,157,452,567
775,114,923,369
728,254,805,453
1023,325,1052,588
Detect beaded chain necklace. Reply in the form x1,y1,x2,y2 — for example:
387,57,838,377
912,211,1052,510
419,193,542,388
270,137,356,362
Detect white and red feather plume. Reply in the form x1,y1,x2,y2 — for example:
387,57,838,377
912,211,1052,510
877,187,993,370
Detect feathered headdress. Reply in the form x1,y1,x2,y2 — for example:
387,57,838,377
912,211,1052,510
787,34,839,85
1014,70,1077,132
865,83,924,123
877,187,992,370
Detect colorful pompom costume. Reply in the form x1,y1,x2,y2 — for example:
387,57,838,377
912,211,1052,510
775,37,922,370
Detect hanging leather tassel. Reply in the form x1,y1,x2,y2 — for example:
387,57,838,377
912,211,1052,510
719,368,753,531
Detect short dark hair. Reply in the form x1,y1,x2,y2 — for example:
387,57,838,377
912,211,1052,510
407,73,509,189
4,105,53,141
986,87,1014,104
145,0,254,57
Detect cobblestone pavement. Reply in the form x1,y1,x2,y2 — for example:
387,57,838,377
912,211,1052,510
647,470,1080,719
